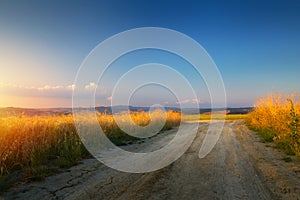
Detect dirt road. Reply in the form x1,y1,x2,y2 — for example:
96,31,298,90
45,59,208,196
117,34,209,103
3,121,300,199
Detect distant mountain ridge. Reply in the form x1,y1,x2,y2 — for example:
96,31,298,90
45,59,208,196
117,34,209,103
94,106,181,114
0,106,253,117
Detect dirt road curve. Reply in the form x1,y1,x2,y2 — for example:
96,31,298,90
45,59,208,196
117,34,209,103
3,121,300,200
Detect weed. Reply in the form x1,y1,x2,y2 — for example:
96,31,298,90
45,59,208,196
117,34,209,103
282,157,292,162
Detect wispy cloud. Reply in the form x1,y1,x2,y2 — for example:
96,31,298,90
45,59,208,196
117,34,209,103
175,98,203,105
175,99,190,105
0,82,77,98
0,81,110,103
36,84,75,91
84,82,96,90
0,83,74,91
191,98,203,104
84,82,107,94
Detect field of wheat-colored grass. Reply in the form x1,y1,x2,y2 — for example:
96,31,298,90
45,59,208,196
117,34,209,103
182,114,246,121
0,109,181,189
246,92,300,156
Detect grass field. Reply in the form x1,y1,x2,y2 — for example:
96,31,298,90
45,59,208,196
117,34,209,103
246,92,300,156
183,114,247,121
0,109,180,190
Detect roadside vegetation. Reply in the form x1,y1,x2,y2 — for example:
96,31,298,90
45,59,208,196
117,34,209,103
246,92,300,156
0,109,180,191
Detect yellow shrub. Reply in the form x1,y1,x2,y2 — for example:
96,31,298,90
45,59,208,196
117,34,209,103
247,92,300,156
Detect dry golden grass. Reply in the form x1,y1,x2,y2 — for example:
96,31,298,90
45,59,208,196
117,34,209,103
0,109,180,187
0,115,83,179
246,92,300,156
183,114,246,121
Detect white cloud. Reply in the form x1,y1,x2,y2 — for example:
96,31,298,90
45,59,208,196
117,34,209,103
0,82,77,98
191,98,203,104
84,82,96,90
67,84,75,91
175,98,203,105
84,82,108,96
37,85,63,91
175,99,190,105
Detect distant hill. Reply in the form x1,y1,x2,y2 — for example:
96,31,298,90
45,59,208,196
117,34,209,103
227,107,253,114
0,106,253,117
181,107,253,115
0,107,71,117
95,106,181,114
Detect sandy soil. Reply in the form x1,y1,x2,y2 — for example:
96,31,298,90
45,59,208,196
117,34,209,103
2,121,300,200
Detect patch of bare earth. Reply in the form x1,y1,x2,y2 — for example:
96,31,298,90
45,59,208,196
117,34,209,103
2,121,300,199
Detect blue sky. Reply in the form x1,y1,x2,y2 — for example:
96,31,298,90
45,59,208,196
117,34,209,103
0,0,299,108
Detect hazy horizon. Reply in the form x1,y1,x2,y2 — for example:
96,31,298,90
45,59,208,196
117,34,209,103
0,104,254,110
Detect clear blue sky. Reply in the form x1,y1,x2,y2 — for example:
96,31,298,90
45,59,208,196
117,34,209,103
0,0,299,108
